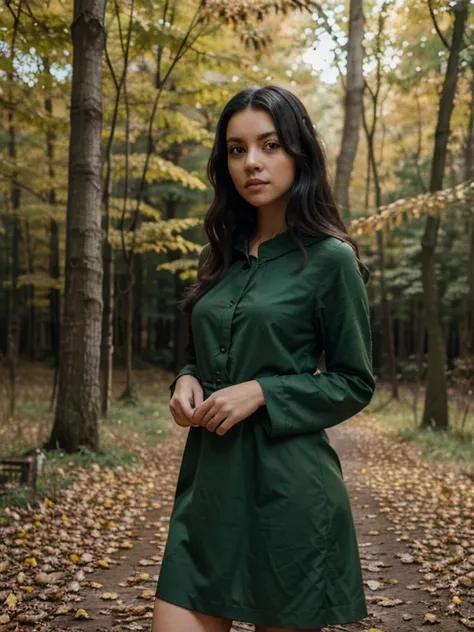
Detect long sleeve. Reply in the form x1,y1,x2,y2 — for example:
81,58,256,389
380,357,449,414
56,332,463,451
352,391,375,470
255,240,375,439
168,245,210,398
169,321,200,398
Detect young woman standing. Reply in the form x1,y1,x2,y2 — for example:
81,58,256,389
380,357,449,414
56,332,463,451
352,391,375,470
152,85,375,632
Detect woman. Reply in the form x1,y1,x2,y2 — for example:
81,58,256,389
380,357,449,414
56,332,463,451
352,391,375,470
152,85,375,632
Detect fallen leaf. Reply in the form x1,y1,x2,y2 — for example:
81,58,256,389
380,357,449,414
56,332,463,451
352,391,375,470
24,556,37,567
55,604,72,615
97,559,110,569
5,593,18,610
100,592,119,600
459,576,473,588
366,580,384,591
378,598,404,607
139,559,155,566
423,613,440,624
89,582,103,589
453,596,462,606
400,554,414,564
74,608,90,619
0,614,10,624
402,614,413,621
130,605,147,615
35,572,49,585
17,612,48,624
460,619,474,629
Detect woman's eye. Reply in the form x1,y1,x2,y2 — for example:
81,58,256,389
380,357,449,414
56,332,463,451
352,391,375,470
265,141,280,150
228,146,244,155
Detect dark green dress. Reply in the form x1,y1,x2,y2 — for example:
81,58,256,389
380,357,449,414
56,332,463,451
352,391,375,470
156,230,375,630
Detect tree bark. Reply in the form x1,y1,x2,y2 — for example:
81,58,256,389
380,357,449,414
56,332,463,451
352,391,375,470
24,220,37,360
361,4,398,399
334,0,365,224
421,0,469,430
44,58,62,408
46,0,107,452
460,64,474,357
101,0,135,415
6,2,22,421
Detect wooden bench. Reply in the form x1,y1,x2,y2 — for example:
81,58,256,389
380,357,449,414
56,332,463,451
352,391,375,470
0,457,39,494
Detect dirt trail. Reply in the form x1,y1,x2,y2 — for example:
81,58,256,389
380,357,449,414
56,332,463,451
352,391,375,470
328,422,469,632
42,418,472,632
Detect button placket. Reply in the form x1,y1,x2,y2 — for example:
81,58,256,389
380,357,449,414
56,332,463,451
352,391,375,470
215,263,258,385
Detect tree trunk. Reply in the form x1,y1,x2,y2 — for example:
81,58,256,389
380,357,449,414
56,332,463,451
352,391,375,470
465,210,474,355
46,0,107,453
6,2,22,421
460,64,474,357
101,240,114,413
44,59,62,407
362,85,398,396
119,271,138,403
377,229,398,398
24,220,37,360
334,0,365,224
174,274,187,372
421,0,468,430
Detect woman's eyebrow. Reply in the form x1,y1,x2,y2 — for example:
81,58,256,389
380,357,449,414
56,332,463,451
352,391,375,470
226,130,278,144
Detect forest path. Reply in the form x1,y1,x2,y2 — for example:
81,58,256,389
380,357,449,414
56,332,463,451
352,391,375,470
9,415,472,632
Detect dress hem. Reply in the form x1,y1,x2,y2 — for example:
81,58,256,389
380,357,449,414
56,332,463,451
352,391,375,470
155,587,368,630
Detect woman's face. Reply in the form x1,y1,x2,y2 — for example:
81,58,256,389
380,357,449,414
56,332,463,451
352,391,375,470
226,107,295,210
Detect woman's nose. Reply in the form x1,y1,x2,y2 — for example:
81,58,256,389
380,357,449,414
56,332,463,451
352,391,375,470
245,148,262,170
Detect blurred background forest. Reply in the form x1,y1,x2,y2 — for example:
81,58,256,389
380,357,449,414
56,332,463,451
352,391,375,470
0,0,473,461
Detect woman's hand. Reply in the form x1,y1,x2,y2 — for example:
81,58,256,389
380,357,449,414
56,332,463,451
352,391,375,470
169,375,204,428
192,381,265,435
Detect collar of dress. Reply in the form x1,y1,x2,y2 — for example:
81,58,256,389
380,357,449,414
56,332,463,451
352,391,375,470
232,228,325,264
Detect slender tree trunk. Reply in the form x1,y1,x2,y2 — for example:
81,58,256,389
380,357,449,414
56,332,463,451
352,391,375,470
133,254,142,354
334,0,365,224
421,0,468,430
119,271,138,403
101,240,114,412
6,3,22,421
460,65,474,357
101,0,135,415
147,316,153,353
46,0,107,452
361,50,398,396
465,211,474,355
44,59,62,408
24,220,37,360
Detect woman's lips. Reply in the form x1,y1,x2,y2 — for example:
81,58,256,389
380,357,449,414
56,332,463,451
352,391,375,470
246,182,268,191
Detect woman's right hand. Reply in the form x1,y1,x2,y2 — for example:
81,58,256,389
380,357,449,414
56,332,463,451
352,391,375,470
169,375,204,428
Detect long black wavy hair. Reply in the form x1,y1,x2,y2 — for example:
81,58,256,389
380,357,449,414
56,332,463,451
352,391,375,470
181,85,364,313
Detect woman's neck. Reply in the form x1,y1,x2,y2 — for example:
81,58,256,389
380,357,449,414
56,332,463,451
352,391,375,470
253,207,288,241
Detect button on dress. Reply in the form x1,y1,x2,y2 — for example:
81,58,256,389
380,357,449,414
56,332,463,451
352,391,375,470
156,229,375,630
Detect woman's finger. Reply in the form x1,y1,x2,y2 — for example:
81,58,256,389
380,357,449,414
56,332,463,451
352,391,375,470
205,412,226,433
192,384,204,409
215,417,236,436
170,399,191,428
192,397,213,425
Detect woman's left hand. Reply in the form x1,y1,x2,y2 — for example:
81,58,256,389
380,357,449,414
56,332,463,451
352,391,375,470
192,380,265,435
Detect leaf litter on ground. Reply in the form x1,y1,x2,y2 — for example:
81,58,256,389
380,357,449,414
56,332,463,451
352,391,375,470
355,416,474,628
